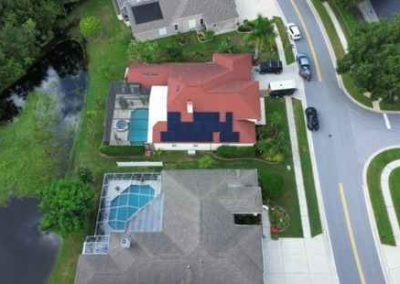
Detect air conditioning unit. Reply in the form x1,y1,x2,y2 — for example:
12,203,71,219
120,236,131,249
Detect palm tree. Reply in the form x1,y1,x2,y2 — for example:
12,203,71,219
246,15,276,59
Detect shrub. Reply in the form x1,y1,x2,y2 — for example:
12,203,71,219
80,16,102,39
99,144,145,156
198,155,215,169
77,167,94,184
216,146,257,158
238,20,255,33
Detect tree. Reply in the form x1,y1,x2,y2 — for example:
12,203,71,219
0,0,63,91
80,16,102,39
338,17,400,103
40,179,95,236
246,15,276,59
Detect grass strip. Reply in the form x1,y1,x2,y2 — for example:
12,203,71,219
292,99,322,236
273,17,295,64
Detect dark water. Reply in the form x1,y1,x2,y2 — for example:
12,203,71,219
0,40,88,283
0,40,87,122
0,198,60,284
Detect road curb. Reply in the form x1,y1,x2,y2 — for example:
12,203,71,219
362,146,400,284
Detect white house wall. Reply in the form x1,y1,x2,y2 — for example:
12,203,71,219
153,143,254,151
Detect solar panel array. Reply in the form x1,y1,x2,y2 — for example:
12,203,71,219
161,112,239,142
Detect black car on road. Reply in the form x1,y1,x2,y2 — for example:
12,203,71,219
305,107,319,131
297,53,312,81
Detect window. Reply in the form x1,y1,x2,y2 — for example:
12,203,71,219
188,19,196,30
200,18,204,25
174,24,178,31
234,214,261,225
158,27,167,36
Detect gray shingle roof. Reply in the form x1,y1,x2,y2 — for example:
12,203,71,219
119,0,238,33
76,170,263,284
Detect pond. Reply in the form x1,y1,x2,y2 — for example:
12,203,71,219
0,39,88,283
0,198,60,284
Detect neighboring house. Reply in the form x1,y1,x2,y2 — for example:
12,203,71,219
76,169,264,284
111,0,239,40
103,53,265,151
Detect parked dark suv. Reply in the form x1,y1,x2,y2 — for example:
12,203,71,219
305,107,319,131
258,60,283,74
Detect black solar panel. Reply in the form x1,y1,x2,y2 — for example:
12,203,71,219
161,112,240,143
132,2,163,25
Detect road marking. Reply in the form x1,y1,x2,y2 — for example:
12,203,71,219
383,114,391,130
290,0,323,82
339,183,367,284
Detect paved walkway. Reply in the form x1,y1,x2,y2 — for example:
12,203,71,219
381,160,400,245
262,207,338,284
235,0,280,21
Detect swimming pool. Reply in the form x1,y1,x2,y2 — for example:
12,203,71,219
108,185,155,231
129,108,149,145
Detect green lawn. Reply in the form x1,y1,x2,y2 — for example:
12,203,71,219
367,149,400,245
292,99,322,236
273,17,295,64
0,92,65,204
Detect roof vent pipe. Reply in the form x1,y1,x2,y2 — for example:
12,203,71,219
187,101,193,114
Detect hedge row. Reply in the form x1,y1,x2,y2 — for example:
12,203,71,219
99,144,145,156
216,146,257,158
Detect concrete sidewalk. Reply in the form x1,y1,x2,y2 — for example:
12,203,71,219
358,0,380,22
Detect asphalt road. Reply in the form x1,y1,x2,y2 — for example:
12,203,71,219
278,0,400,283
370,0,400,19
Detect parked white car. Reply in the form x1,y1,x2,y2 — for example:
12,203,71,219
287,23,302,40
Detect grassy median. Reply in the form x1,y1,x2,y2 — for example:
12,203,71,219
293,99,322,236
367,149,400,245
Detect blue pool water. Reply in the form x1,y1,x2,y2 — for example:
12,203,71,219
129,108,149,145
109,185,155,231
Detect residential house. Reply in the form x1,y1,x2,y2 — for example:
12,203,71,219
111,0,239,40
76,169,264,284
104,53,265,151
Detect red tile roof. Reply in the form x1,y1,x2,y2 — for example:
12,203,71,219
127,54,261,143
